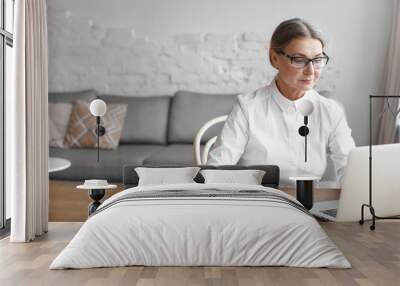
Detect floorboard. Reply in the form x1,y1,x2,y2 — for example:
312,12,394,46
1,221,399,286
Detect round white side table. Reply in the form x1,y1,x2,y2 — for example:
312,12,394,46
48,157,71,173
77,183,117,215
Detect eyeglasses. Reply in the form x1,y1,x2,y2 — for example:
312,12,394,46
278,51,330,69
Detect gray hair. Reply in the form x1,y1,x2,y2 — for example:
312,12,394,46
269,18,325,62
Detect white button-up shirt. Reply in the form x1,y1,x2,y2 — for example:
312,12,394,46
207,80,356,186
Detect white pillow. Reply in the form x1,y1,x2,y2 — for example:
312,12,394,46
200,169,266,185
135,167,200,186
49,103,73,148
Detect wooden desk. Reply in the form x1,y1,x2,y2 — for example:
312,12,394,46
49,180,341,222
280,187,341,202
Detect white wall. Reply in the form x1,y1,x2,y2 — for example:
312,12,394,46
47,0,394,146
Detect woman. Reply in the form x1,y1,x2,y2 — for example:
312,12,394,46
207,18,356,186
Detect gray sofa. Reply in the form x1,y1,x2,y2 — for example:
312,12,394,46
49,90,238,182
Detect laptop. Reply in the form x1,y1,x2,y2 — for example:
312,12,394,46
310,143,400,222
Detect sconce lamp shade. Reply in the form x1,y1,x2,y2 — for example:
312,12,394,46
298,99,314,116
90,99,107,117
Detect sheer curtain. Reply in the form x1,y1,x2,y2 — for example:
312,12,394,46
8,0,49,242
377,0,400,144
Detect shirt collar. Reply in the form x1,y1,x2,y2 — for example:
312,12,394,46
270,79,314,113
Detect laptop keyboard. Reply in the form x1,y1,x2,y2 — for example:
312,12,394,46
321,208,338,217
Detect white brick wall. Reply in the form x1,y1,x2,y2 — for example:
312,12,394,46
48,12,337,96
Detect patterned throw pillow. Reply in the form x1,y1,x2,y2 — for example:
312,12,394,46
49,103,73,148
64,100,128,150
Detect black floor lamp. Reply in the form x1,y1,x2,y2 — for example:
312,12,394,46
359,95,400,230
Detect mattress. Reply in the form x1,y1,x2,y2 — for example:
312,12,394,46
50,183,350,269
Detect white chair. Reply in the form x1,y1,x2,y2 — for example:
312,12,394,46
193,115,228,165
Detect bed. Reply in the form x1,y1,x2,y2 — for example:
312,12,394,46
50,165,350,269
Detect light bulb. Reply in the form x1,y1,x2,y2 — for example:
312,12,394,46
89,99,107,117
298,99,314,116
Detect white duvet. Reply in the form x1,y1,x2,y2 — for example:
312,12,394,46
50,183,350,269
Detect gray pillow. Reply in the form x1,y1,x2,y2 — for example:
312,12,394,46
99,95,171,145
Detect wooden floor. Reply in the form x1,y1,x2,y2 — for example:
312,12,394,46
1,221,400,286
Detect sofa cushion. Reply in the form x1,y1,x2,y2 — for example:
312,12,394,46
168,91,237,144
49,144,165,182
99,95,171,145
64,100,127,150
143,144,203,166
49,103,73,148
49,89,97,103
